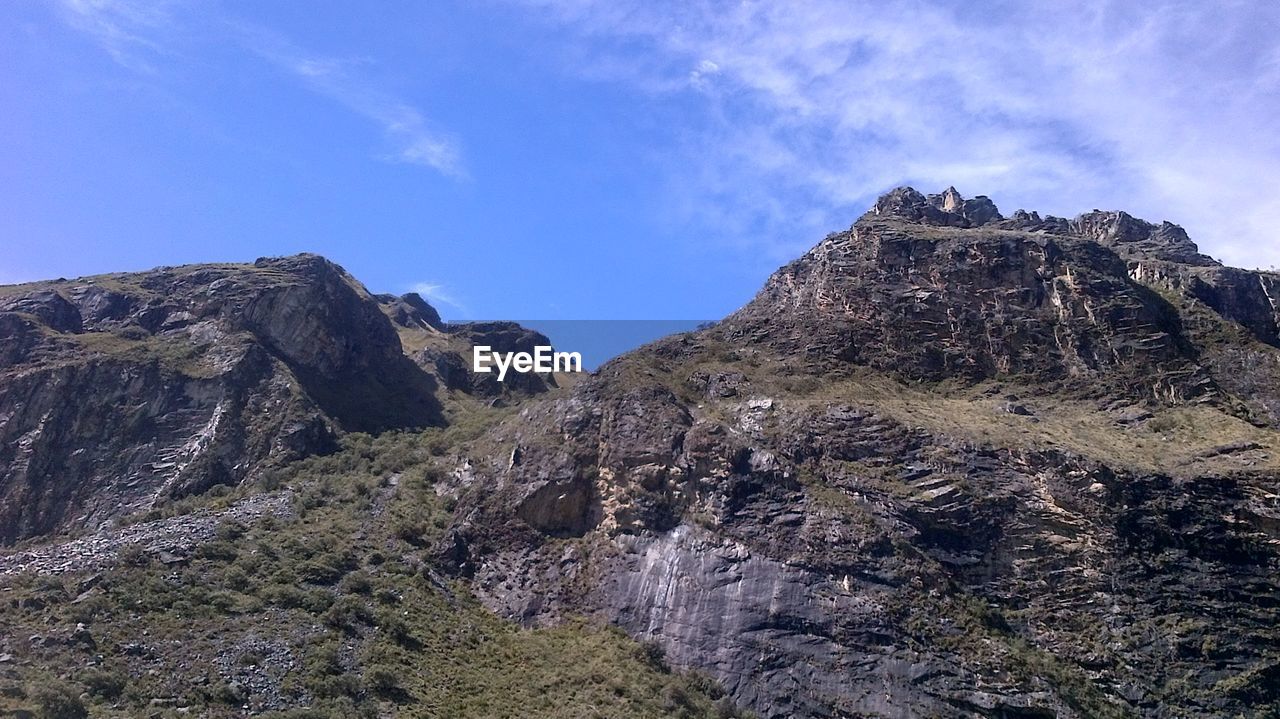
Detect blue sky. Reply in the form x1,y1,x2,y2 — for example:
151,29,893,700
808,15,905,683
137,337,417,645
3,1,1279,322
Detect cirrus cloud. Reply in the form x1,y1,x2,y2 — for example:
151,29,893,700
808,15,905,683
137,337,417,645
56,0,466,180
409,281,468,316
519,0,1280,268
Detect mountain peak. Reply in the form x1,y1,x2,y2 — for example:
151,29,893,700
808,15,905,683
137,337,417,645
7,215,1280,719
869,186,1219,267
938,185,964,212
1069,209,1217,266
870,185,1002,228
376,291,446,331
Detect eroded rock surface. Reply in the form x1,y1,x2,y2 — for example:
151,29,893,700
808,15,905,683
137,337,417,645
0,255,442,543
5,189,1280,718
442,189,1280,718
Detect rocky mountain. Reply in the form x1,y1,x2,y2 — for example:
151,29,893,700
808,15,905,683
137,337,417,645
0,254,443,545
0,254,572,547
1,188,1278,718
439,188,1280,718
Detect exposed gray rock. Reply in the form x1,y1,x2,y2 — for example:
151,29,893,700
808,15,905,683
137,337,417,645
376,291,445,331
871,186,1004,228
0,254,442,544
1071,210,1218,266
0,490,293,576
440,188,1280,718
724,203,1210,402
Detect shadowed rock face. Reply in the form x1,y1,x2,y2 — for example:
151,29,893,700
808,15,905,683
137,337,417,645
376,291,445,332
442,189,1280,718
5,190,1280,717
374,288,563,400
873,186,1219,268
722,219,1205,399
0,254,443,544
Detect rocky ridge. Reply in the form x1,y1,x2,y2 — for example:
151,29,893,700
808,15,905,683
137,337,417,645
438,188,1280,718
3,188,1280,718
0,255,446,544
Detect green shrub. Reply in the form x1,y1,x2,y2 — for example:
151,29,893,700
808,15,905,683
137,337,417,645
197,540,239,562
377,610,416,646
638,640,668,670
222,566,252,592
364,665,402,698
205,589,242,614
259,709,344,719
308,673,362,700
200,680,245,705
260,583,333,613
117,543,149,567
298,547,357,585
308,642,343,676
338,571,373,595
392,517,429,545
323,596,374,632
78,667,127,698
238,650,265,666
31,680,87,719
216,520,248,541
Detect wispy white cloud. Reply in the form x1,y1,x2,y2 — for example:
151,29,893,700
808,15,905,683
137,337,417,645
231,23,467,180
409,282,468,315
520,0,1280,268
56,0,176,72
55,0,465,180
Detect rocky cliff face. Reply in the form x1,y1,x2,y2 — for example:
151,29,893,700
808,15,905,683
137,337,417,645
0,254,443,544
440,189,1280,718
4,190,1280,718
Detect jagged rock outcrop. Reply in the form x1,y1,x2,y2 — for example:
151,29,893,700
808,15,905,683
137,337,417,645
441,189,1280,718
373,292,561,399
872,186,1003,227
5,188,1280,718
0,254,443,544
721,213,1208,401
376,291,445,332
1069,211,1218,267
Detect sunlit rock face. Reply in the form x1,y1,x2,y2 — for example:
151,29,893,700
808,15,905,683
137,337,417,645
443,189,1280,718
6,188,1280,717
0,254,443,543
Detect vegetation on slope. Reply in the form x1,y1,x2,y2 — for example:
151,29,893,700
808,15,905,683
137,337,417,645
0,428,749,719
